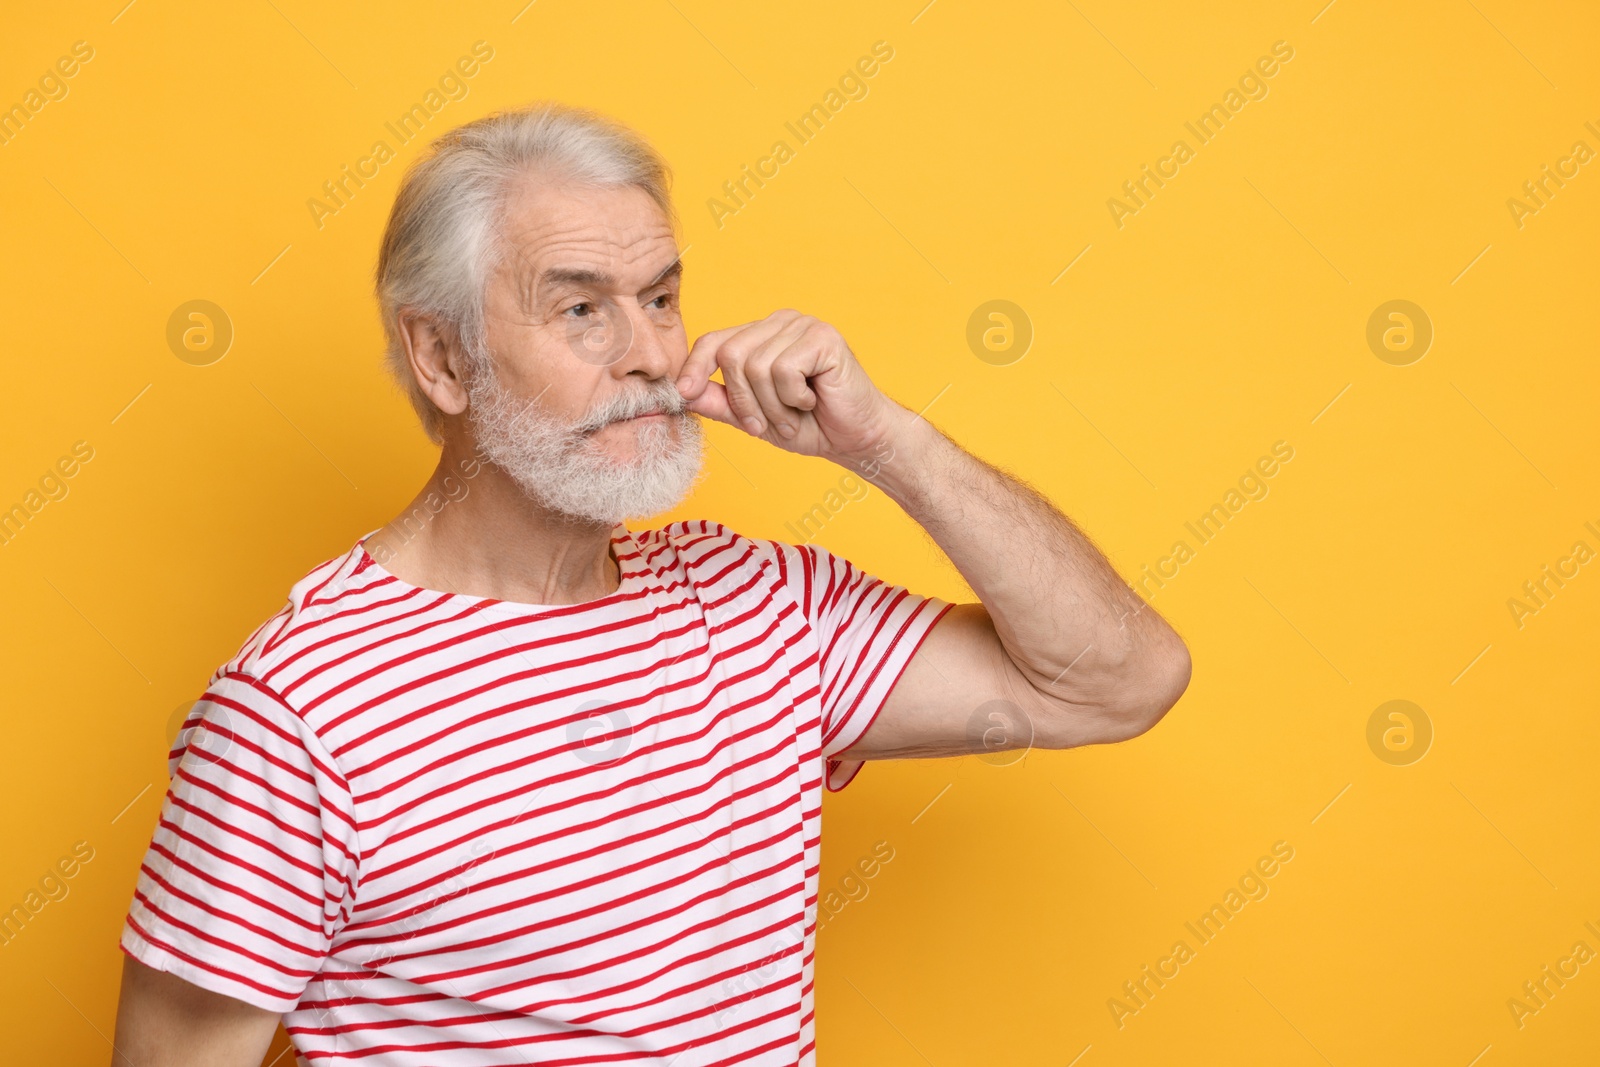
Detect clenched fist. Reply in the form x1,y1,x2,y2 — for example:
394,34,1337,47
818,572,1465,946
674,310,902,468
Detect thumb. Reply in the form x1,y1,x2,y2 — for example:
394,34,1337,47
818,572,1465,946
686,380,741,429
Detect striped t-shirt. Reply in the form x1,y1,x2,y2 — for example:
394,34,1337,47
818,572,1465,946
121,520,952,1065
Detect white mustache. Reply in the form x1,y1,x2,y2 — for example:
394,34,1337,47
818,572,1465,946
585,391,688,433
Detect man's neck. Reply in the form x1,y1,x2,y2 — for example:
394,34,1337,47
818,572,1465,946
365,438,621,607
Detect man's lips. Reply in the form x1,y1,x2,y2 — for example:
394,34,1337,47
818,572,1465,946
591,412,671,433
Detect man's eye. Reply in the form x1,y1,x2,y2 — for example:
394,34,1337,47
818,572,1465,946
564,302,591,317
649,294,675,310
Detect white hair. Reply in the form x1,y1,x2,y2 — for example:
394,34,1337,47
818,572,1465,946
374,101,678,443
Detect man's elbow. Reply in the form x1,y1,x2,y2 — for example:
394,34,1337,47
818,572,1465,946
1129,634,1191,735
1059,635,1191,746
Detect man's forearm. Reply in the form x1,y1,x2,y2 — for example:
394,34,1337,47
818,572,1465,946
846,400,1190,720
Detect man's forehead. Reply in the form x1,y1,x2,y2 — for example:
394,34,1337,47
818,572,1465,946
498,184,677,293
516,232,679,281
503,182,671,250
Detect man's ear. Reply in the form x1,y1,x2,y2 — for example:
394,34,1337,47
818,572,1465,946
398,309,473,418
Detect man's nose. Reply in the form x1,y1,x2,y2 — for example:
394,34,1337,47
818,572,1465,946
613,301,675,382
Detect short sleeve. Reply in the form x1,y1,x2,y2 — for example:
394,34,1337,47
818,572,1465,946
120,671,358,1013
773,540,955,792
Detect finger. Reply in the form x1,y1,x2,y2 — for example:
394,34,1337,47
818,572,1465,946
745,316,814,438
717,345,764,436
716,314,800,435
678,310,801,402
770,326,822,413
685,378,738,429
677,323,746,402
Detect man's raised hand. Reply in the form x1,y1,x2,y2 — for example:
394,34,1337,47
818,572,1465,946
674,310,902,468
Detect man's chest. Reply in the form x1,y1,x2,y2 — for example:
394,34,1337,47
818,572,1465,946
317,621,823,997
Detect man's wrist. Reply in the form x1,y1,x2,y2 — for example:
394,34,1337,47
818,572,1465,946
833,401,944,510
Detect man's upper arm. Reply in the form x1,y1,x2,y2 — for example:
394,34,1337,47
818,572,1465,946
112,954,281,1066
117,671,357,1053
765,538,954,791
831,601,1056,762
835,599,1181,763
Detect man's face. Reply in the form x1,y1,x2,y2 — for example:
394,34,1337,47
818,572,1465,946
464,177,705,525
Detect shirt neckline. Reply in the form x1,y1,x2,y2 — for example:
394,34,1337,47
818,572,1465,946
353,521,642,613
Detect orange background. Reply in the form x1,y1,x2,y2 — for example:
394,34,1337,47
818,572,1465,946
2,1,1598,1063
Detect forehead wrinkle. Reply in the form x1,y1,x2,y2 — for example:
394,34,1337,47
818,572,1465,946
518,240,682,315
490,206,581,302
495,191,677,317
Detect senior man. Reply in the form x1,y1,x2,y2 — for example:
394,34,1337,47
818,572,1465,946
112,101,1190,1065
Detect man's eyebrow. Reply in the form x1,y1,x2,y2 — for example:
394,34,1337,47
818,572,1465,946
538,266,612,289
536,254,685,294
648,256,684,288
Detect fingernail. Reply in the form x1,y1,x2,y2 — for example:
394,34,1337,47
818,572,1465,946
778,422,796,438
676,375,692,393
743,416,764,434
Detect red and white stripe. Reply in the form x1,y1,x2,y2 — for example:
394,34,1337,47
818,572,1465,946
122,520,951,1065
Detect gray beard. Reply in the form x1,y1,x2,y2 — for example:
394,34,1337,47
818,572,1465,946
465,360,706,527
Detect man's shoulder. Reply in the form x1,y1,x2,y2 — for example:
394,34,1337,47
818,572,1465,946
209,535,376,688
635,519,821,606
636,518,808,571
